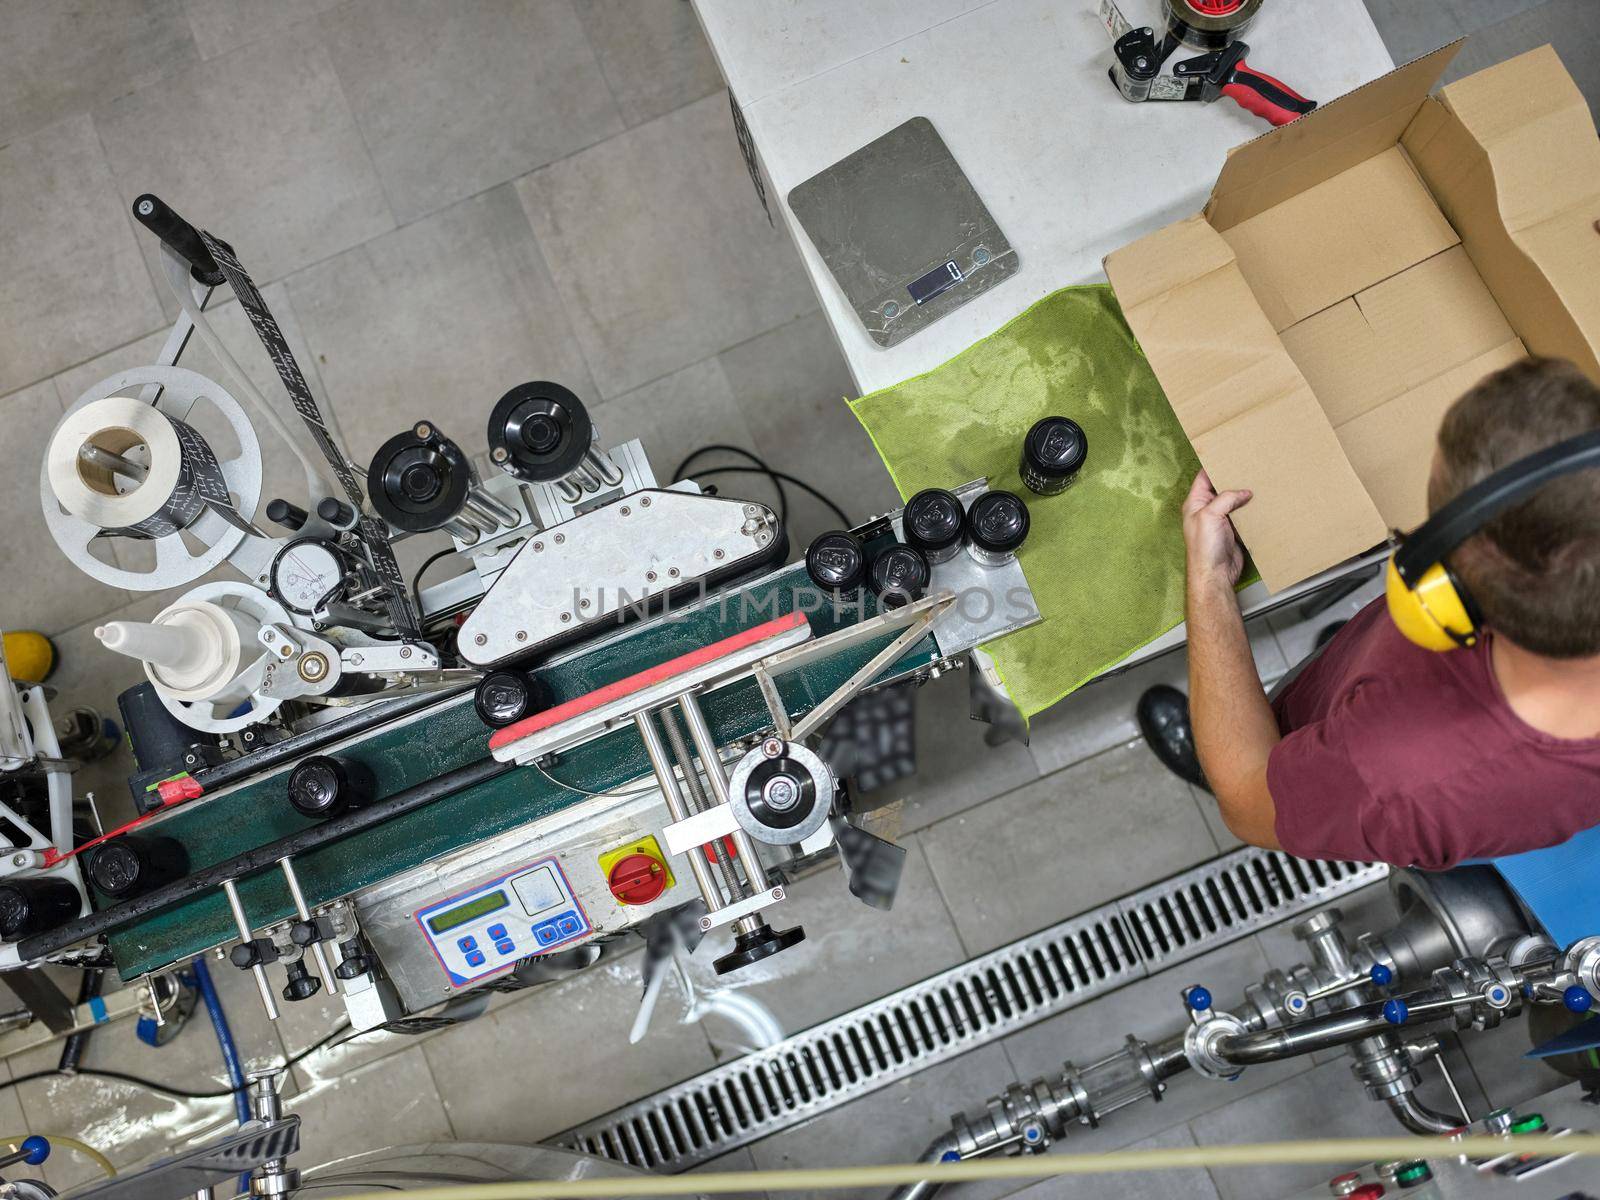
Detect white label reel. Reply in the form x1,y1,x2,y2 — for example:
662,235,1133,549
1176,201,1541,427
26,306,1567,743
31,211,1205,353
40,365,263,592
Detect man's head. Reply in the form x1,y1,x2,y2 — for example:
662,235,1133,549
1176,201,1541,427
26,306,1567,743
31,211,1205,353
1429,356,1600,659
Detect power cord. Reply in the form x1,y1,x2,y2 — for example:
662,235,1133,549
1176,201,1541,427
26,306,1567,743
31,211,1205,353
2,1021,352,1102
673,444,851,529
411,546,459,614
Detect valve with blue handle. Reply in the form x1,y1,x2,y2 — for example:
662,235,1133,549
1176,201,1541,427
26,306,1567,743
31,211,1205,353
0,1136,50,1170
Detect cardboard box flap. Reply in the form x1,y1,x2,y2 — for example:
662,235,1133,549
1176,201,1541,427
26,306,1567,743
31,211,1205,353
1205,42,1461,231
1404,47,1600,379
1104,215,1387,590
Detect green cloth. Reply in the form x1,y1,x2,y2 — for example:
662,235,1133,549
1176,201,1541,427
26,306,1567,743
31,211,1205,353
849,285,1201,718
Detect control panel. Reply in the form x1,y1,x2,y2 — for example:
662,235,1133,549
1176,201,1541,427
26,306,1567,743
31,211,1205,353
414,857,592,987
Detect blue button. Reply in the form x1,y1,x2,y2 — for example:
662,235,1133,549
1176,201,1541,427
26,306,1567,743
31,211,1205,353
487,923,507,940
557,912,581,935
534,924,559,946
496,939,516,955
465,950,486,968
457,935,477,952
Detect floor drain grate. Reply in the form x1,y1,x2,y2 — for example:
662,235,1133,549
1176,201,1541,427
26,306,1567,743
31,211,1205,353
554,847,1387,1170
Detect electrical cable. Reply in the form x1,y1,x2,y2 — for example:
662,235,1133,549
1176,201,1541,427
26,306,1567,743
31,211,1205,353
411,546,460,614
258,1133,1600,1200
0,1021,351,1102
526,759,657,801
673,445,791,524
0,1135,113,1180
688,466,851,529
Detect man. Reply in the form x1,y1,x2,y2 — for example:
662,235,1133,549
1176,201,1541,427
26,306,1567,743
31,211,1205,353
1139,357,1600,870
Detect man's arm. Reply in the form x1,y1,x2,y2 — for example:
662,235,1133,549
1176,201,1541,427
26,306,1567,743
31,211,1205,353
1181,471,1282,848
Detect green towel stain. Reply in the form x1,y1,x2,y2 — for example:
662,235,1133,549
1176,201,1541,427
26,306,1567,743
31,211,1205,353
849,284,1212,719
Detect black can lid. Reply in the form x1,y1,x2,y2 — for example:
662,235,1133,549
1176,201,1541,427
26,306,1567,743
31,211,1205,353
868,543,931,608
903,489,966,553
88,842,145,897
805,531,867,593
474,670,548,729
288,756,349,818
968,490,1031,553
1025,417,1088,479
0,885,30,940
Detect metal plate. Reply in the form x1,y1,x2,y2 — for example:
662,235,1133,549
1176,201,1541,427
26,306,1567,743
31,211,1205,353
788,117,1018,348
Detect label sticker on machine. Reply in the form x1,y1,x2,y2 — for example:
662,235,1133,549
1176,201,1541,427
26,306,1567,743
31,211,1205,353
414,857,591,987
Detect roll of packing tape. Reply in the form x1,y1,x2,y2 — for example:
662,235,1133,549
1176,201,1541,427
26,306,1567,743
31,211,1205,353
46,396,231,539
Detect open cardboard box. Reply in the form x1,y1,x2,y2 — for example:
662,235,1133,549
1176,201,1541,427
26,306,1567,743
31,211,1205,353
1103,43,1600,592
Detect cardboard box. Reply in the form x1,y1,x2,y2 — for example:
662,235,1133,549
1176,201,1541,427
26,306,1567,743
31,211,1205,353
1103,44,1600,591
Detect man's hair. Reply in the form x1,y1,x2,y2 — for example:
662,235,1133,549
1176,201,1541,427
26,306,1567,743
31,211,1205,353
1429,356,1600,658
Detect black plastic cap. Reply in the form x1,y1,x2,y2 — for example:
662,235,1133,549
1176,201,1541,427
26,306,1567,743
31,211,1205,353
87,843,145,898
868,544,931,608
265,498,308,532
287,755,373,819
805,531,866,594
474,670,551,729
1024,417,1087,479
903,489,966,555
0,879,80,941
967,490,1031,554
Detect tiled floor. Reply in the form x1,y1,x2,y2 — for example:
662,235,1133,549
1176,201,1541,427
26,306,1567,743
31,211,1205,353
2,1,1592,1196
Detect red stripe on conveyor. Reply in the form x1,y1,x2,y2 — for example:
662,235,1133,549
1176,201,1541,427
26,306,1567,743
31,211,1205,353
488,610,809,752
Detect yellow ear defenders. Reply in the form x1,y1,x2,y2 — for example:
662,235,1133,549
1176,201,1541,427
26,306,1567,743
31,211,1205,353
1387,428,1600,651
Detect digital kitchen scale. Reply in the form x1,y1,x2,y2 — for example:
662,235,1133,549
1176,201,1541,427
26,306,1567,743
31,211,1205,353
788,117,1019,349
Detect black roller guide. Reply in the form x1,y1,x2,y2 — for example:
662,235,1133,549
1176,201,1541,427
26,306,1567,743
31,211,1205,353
368,422,472,533
966,489,1031,558
868,543,931,609
86,837,188,900
281,960,322,1002
487,382,592,482
713,921,806,975
902,488,966,562
287,755,376,820
316,496,357,528
805,530,867,595
0,879,82,941
131,194,225,286
265,498,308,532
473,670,552,729
1020,416,1088,496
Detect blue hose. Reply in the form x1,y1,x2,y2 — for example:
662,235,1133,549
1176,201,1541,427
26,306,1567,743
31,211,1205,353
190,958,250,1127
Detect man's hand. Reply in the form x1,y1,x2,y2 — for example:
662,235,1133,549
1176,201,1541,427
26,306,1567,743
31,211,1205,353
1183,470,1253,588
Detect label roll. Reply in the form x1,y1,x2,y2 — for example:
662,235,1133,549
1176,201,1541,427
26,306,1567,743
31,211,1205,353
47,396,232,539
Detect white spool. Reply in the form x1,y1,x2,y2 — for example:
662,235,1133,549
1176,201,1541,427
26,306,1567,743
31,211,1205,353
47,396,194,532
97,600,260,704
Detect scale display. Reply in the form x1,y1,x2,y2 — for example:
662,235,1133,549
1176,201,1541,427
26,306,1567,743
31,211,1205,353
413,856,591,987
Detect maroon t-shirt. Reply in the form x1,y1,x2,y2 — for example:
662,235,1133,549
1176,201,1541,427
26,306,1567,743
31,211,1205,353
1267,597,1600,870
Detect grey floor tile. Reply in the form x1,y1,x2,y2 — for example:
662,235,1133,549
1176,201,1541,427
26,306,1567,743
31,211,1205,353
2,381,134,636
1003,1125,1221,1200
1362,0,1465,64
288,183,596,465
0,115,165,395
692,1147,769,1200
1441,0,1600,119
589,357,763,488
289,1043,455,1171
744,1042,1021,1200
1191,1057,1441,1200
854,675,1041,838
576,0,726,128
1448,0,1554,35
0,1,197,144
182,0,346,59
422,950,718,1142
95,25,395,309
1459,1014,1569,1111
1025,617,1286,779
320,0,622,224
919,742,1218,955
518,92,816,399
1000,938,1312,1157
718,313,900,552
677,836,966,1049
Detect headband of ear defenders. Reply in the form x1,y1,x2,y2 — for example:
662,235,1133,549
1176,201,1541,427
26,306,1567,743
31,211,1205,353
1392,428,1600,585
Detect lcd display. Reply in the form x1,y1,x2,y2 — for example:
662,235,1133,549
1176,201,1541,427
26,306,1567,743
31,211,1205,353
426,890,509,935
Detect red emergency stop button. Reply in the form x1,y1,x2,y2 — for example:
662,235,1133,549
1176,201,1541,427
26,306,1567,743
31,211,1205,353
608,852,667,905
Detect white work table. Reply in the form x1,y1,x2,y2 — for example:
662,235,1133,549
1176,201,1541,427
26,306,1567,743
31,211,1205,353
694,0,1401,667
